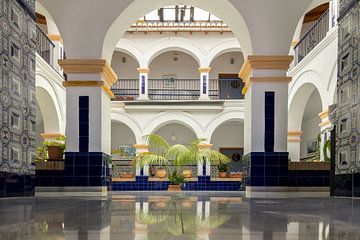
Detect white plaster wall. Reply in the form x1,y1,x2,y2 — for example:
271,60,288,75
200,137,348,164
209,52,244,79
111,122,137,149
154,123,197,145
111,51,138,79
211,122,244,151
301,115,320,158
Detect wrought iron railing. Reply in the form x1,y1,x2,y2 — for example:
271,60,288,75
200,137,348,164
209,79,244,100
148,79,200,100
36,25,55,66
294,9,329,65
111,79,139,101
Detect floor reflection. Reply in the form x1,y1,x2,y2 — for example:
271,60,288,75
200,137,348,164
0,193,359,239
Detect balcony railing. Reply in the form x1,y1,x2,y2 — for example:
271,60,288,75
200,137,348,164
294,9,329,65
209,79,244,100
111,79,139,101
36,25,55,66
148,79,200,100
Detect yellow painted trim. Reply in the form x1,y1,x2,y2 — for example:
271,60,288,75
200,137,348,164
137,67,150,74
58,59,118,87
251,77,292,83
198,143,213,150
247,55,294,69
291,40,299,47
239,60,252,82
319,120,331,127
41,133,64,140
318,109,329,119
47,34,63,44
288,131,303,136
134,144,149,149
287,138,302,142
242,81,250,95
198,67,211,73
63,81,114,98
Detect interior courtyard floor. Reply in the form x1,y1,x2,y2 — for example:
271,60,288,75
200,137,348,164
0,192,359,239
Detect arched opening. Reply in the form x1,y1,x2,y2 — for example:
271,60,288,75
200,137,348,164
148,51,200,100
210,120,244,177
153,123,197,145
35,100,45,147
209,51,244,100
299,2,329,39
111,51,140,101
111,121,137,179
300,89,322,160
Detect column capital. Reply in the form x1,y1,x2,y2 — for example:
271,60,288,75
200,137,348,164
198,143,213,150
47,34,63,44
134,144,149,150
198,67,211,73
58,59,118,87
137,67,150,74
62,81,114,98
287,131,303,142
318,109,329,119
41,132,65,140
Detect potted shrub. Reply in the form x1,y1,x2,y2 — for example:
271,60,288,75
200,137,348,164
168,170,185,192
134,134,189,178
44,136,66,160
218,164,229,178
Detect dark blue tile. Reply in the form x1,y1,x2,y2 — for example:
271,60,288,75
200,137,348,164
79,96,89,109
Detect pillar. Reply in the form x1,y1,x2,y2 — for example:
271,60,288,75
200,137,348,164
197,144,213,176
241,55,293,196
198,67,211,100
319,109,331,162
137,67,150,100
134,144,149,176
287,131,303,162
47,34,64,74
329,0,338,29
59,59,117,192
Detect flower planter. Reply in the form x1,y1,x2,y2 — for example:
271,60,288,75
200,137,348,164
168,184,181,192
47,146,64,160
156,169,167,178
182,169,192,178
219,172,227,178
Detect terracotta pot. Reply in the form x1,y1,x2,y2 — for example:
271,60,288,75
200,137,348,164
156,169,167,178
182,169,192,178
47,146,64,160
168,184,181,192
219,172,227,178
181,201,193,209
121,173,134,178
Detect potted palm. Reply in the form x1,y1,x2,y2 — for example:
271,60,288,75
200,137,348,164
167,170,185,192
134,134,189,178
36,136,66,161
217,164,229,178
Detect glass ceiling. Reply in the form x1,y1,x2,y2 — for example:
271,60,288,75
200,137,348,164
139,5,221,22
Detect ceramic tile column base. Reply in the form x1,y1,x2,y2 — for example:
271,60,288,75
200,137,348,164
0,172,35,198
333,173,360,197
63,152,111,188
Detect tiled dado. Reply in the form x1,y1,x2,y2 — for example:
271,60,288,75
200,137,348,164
64,152,111,188
333,173,360,197
112,176,241,191
242,152,289,187
0,172,35,197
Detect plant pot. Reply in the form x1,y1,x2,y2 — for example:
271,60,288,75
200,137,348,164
47,146,64,160
182,169,192,178
168,184,181,192
121,173,134,178
219,172,227,178
156,169,167,178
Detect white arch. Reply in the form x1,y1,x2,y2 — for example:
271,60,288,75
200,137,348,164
143,37,205,67
36,2,61,36
143,112,203,138
102,0,252,62
206,38,242,67
204,110,245,141
114,38,143,67
35,73,64,134
111,110,142,143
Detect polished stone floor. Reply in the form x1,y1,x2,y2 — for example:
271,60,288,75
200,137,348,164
0,192,359,239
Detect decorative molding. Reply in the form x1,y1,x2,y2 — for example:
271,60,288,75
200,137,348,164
134,144,149,149
58,59,118,86
63,81,114,98
251,77,292,83
291,40,299,47
318,109,329,119
288,131,303,136
198,143,213,150
41,133,64,140
198,67,212,73
137,67,150,74
319,120,331,127
287,138,302,142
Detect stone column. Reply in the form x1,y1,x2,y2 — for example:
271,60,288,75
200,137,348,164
197,144,213,177
287,131,303,162
198,67,211,100
240,55,293,197
134,144,149,176
59,59,117,193
137,67,150,100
